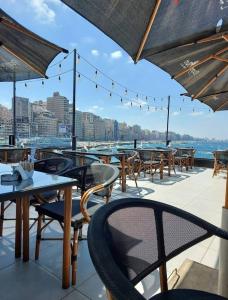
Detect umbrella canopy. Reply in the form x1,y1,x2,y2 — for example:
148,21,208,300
0,8,68,81
61,0,228,111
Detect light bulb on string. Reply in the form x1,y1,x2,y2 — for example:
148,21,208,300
140,105,142,110
109,92,112,97
183,98,185,102
58,75,61,82
42,80,44,86
95,83,98,89
77,54,80,64
148,105,149,111
136,93,139,99
112,81,115,89
180,107,182,111
95,69,98,77
146,96,148,101
154,97,156,102
131,102,132,107
25,83,27,88
120,97,123,103
125,88,128,95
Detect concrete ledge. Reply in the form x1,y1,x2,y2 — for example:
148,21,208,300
168,259,218,294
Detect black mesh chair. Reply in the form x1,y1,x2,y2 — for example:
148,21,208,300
0,157,73,236
35,163,119,286
88,198,228,300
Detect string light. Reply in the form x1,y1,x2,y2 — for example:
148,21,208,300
112,81,115,89
42,80,44,86
121,98,123,103
95,69,98,77
109,92,112,97
95,84,98,89
125,88,128,95
148,105,149,111
25,83,27,87
77,54,80,64
58,75,61,81
131,102,132,107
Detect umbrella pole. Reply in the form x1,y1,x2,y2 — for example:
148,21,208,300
165,96,170,147
72,49,77,150
218,165,228,297
12,78,16,145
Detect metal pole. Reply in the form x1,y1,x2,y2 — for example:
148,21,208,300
72,49,77,150
165,95,170,147
12,78,16,145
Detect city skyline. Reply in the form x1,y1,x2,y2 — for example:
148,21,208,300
0,0,227,140
0,92,208,142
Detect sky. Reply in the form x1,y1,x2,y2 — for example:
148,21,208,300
0,0,227,140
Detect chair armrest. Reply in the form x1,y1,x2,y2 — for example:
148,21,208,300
80,184,106,222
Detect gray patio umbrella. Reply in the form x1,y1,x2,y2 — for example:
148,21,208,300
0,8,68,143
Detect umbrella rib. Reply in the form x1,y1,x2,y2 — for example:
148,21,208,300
1,44,47,78
173,46,228,79
0,17,68,53
135,0,161,63
192,65,228,99
214,101,228,112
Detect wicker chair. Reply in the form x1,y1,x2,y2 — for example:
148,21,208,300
112,150,141,187
138,150,163,181
0,157,73,236
35,163,119,286
88,198,228,300
213,150,228,177
174,149,189,172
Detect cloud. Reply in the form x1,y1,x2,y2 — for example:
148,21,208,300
88,105,104,113
110,50,122,59
28,0,56,24
189,111,204,116
172,111,180,116
91,49,100,57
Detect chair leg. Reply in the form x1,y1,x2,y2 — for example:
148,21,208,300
35,214,43,260
0,202,5,237
72,228,79,286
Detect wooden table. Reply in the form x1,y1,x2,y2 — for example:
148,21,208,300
137,148,173,177
65,150,127,192
0,163,77,289
0,147,30,163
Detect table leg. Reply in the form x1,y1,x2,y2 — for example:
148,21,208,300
121,155,126,192
15,198,22,258
62,186,72,289
168,155,171,176
22,195,30,262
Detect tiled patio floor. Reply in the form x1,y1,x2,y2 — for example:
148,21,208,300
0,167,226,299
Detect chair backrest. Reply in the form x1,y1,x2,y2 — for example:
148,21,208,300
214,151,228,164
34,157,73,175
86,163,119,189
61,165,87,191
36,149,63,160
138,150,151,161
88,198,228,300
0,148,27,163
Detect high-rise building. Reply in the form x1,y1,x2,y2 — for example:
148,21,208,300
114,120,119,141
104,118,114,141
68,109,83,140
47,92,69,123
82,112,95,141
94,115,105,141
34,111,58,137
13,96,29,123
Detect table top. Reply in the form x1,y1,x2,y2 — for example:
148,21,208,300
137,148,172,153
0,163,77,201
0,147,30,151
64,150,126,157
